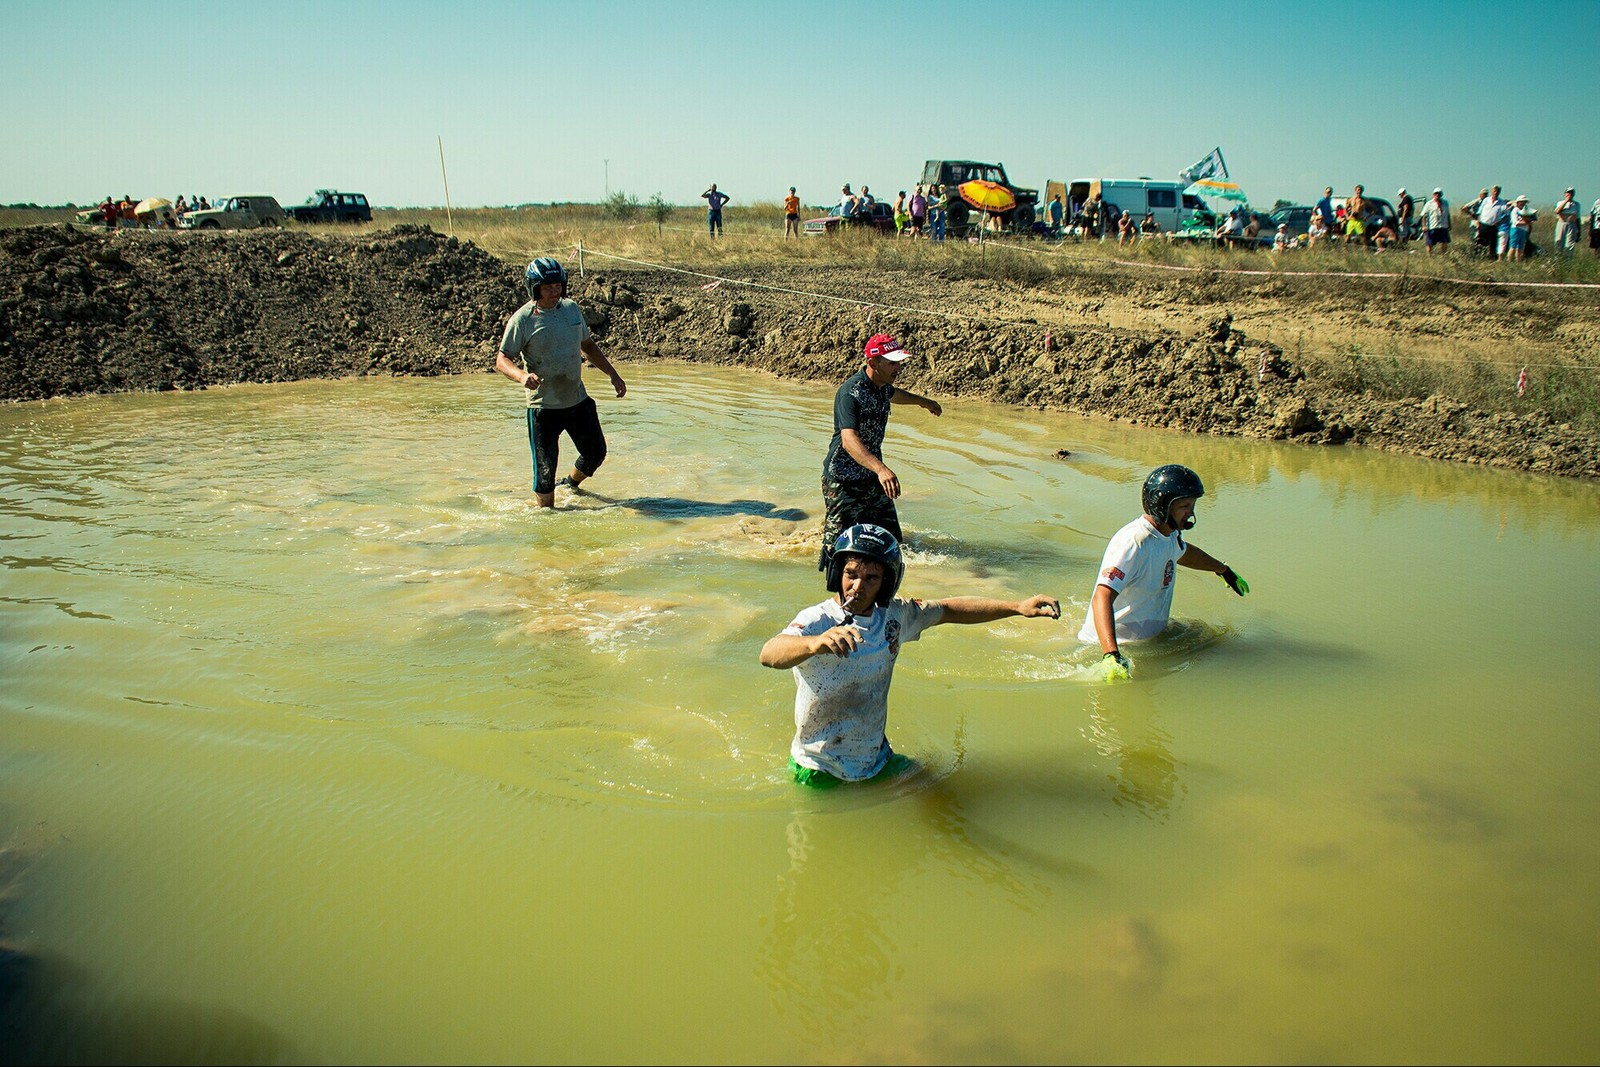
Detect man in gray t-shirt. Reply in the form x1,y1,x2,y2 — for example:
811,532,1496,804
494,258,626,508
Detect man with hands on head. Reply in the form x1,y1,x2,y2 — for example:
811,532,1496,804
763,523,1061,786
495,257,626,509
1081,465,1249,682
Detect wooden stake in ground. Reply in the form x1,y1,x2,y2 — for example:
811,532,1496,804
437,135,455,239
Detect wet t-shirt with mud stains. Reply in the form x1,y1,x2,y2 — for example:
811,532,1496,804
823,370,895,483
499,298,592,410
783,595,942,781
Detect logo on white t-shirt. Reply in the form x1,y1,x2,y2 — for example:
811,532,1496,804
1162,560,1175,588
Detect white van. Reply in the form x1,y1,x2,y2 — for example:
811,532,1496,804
1044,178,1215,234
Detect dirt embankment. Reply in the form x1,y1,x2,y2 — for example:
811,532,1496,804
2,223,1595,479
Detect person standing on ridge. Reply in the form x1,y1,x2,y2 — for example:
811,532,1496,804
1421,188,1451,254
702,183,731,238
1553,188,1580,255
784,186,801,238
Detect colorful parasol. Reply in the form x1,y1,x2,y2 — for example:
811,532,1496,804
1186,179,1248,203
958,180,1016,213
134,197,173,216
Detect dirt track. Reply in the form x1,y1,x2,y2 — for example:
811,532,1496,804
2,223,1596,479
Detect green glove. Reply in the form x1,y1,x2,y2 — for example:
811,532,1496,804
1101,650,1132,682
1221,565,1249,597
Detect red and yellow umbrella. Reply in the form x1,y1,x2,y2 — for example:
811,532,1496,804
957,180,1016,213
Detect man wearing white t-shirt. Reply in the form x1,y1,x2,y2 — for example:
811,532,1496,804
1079,465,1249,681
761,523,1060,785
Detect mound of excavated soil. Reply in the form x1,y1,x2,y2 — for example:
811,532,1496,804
0,223,519,396
2,224,1595,479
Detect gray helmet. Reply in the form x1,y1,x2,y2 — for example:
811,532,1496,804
1142,464,1204,530
824,523,904,606
524,257,567,299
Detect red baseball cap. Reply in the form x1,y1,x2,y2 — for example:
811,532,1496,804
864,333,911,362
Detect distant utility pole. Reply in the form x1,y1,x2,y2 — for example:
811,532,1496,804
604,159,609,197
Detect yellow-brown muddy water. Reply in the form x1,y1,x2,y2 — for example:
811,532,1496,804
2,364,1597,1063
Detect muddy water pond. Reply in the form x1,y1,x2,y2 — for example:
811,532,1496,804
2,363,1597,1063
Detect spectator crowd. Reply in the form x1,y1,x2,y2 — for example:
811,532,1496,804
95,193,215,230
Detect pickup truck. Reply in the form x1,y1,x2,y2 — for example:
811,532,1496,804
285,190,372,224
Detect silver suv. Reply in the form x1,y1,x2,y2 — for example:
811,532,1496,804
178,195,286,230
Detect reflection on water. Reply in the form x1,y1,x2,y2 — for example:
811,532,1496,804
755,764,1052,1042
1,365,1598,1062
1085,691,1184,820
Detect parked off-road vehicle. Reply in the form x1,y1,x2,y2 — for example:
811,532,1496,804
918,160,1038,236
177,195,285,230
285,190,372,224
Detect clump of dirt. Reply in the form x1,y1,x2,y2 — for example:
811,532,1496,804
2,224,1595,479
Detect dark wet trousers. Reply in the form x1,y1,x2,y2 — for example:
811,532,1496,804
527,397,606,495
818,476,902,569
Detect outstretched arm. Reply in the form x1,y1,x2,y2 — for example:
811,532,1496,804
934,594,1060,626
1178,543,1224,574
889,388,942,417
1179,544,1249,596
580,337,626,398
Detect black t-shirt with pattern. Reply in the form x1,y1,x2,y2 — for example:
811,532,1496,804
823,369,895,483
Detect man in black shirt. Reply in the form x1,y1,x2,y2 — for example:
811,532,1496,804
818,333,943,568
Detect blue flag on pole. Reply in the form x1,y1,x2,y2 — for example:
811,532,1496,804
1180,147,1229,184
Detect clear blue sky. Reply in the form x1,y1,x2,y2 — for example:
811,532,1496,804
5,0,1596,210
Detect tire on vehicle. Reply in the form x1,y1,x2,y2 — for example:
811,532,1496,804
948,201,970,234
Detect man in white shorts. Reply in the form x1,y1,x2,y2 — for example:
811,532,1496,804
1080,465,1249,681
761,524,1060,786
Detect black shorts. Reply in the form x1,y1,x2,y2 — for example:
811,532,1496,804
526,397,607,494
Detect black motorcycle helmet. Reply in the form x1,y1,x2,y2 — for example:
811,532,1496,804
1142,464,1204,530
823,523,904,607
524,257,568,300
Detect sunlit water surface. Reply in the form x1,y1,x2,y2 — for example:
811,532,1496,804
2,364,1597,1064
